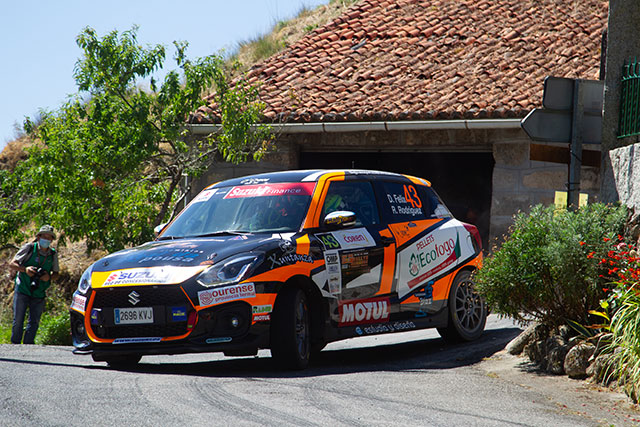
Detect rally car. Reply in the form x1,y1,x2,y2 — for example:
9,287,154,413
70,169,486,369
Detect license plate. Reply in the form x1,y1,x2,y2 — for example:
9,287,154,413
114,307,154,325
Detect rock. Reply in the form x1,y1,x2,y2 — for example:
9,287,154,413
506,323,537,355
546,335,570,374
557,325,572,341
564,343,596,379
587,352,615,384
524,340,546,364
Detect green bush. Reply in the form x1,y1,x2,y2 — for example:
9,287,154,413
476,203,627,327
35,312,72,346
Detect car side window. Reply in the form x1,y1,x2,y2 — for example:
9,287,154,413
377,181,429,222
321,181,380,226
420,186,452,219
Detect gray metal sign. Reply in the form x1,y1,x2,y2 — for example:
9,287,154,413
542,77,604,114
521,108,602,144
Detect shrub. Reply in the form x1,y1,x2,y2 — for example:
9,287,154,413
35,312,72,346
475,203,627,327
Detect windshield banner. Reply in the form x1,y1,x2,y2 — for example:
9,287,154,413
223,183,315,199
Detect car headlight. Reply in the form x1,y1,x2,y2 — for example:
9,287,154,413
77,266,92,295
196,253,263,287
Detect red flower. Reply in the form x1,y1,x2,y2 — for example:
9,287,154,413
604,237,611,242
603,288,609,292
579,241,586,246
587,252,595,259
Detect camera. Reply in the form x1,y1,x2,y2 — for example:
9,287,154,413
30,267,47,290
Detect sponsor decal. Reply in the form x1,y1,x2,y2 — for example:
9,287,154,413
223,183,315,199
252,305,272,314
324,250,341,294
354,321,417,335
339,297,390,326
206,337,233,344
268,252,314,269
252,314,270,322
170,306,188,322
113,337,162,344
95,266,204,288
317,233,341,249
105,269,171,285
70,294,87,312
137,248,204,264
198,283,256,307
407,234,461,288
331,229,376,249
341,251,369,271
90,309,101,325
415,281,434,306
191,189,217,203
240,177,270,185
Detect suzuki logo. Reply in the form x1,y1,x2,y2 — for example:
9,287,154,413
128,291,140,306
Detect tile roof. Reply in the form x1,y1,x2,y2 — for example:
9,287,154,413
193,0,608,124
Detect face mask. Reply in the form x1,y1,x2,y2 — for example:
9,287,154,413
39,238,51,249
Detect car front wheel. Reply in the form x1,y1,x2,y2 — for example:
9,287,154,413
437,270,486,343
270,287,310,369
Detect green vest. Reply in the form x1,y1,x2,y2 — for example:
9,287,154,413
15,242,56,298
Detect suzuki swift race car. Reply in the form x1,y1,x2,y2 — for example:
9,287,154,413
70,169,486,369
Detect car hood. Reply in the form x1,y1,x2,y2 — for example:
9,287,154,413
88,234,284,288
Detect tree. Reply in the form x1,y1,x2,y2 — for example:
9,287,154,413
0,26,273,252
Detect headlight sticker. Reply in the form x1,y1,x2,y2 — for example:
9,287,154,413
198,283,256,307
70,294,87,313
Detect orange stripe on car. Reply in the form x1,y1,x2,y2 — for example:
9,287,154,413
296,234,310,255
376,228,396,295
303,172,345,229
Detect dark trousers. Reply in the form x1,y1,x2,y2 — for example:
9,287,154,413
11,291,45,344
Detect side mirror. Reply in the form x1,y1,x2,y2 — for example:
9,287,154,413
154,222,168,237
323,211,357,230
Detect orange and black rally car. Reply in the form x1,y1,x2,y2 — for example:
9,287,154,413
70,169,485,369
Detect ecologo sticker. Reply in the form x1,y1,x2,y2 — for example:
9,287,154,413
407,233,461,289
198,283,256,307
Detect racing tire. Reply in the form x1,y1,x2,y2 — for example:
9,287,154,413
270,287,311,370
93,353,142,368
437,270,487,343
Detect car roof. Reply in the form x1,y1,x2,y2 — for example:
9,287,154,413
207,169,431,188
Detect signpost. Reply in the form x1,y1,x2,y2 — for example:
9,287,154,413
521,77,604,209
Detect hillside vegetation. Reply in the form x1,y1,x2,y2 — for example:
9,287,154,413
0,0,360,342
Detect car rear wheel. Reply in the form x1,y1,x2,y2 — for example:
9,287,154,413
437,270,486,343
270,287,310,369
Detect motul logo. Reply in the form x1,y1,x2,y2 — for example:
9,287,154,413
339,298,390,326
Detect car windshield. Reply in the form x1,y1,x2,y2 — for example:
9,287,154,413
160,182,316,238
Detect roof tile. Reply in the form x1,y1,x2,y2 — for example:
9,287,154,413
195,0,607,124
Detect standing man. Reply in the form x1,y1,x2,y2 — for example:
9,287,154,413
9,225,59,344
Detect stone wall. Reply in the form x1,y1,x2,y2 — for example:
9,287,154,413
194,127,601,248
490,139,601,245
609,142,640,212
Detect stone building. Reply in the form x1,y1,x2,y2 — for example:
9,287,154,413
189,0,608,248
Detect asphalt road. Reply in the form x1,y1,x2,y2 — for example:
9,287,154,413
0,316,637,426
